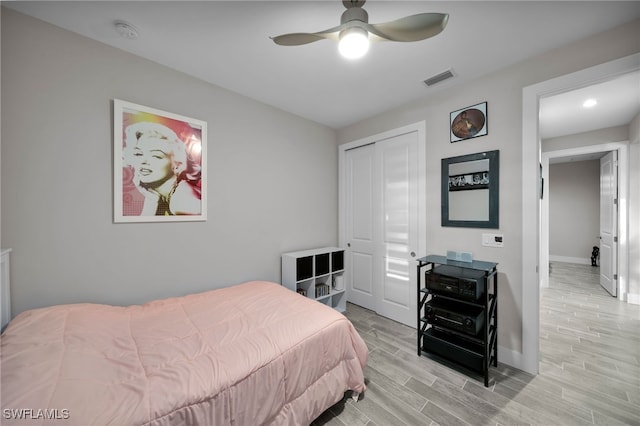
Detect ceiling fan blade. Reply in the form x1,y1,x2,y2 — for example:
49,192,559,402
369,13,449,42
271,33,329,46
271,25,342,46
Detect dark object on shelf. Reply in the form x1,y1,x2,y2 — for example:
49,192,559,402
591,246,599,267
417,254,498,387
426,265,485,301
296,256,313,281
424,297,484,336
316,253,330,275
423,327,484,372
331,251,344,272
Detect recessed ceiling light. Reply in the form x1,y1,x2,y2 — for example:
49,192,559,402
582,99,597,108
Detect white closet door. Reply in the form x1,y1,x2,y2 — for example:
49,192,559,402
375,132,418,326
343,128,421,327
344,143,376,310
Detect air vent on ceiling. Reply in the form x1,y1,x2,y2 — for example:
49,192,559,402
423,69,455,87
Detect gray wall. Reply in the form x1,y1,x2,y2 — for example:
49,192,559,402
548,160,600,263
1,9,339,315
337,19,640,357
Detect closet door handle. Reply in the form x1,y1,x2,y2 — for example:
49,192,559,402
411,251,416,258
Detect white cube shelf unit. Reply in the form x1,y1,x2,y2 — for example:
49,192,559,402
281,247,346,312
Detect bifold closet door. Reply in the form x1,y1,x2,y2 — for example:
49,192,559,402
344,131,419,327
344,143,376,311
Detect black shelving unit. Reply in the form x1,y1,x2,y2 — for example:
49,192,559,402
416,255,498,387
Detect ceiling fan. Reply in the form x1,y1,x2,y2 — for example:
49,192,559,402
271,0,449,59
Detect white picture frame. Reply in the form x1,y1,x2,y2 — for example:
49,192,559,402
114,99,207,223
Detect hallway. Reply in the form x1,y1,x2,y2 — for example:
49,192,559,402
539,261,640,424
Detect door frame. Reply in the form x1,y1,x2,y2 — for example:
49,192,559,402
338,121,427,308
540,143,628,295
521,53,638,375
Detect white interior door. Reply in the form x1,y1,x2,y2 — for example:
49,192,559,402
343,128,422,327
599,150,617,296
344,144,376,310
375,132,418,326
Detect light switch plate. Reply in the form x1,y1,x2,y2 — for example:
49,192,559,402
482,233,504,247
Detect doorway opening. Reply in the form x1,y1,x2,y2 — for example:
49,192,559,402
521,53,639,375
540,144,628,299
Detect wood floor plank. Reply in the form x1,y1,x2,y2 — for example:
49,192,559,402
562,386,640,426
406,377,504,426
539,370,640,418
323,397,373,426
368,347,439,387
365,348,415,385
490,366,564,398
364,378,438,426
571,339,640,366
421,401,471,426
429,378,528,426
492,380,594,426
539,363,631,403
366,326,417,356
592,410,633,426
342,394,402,426
462,380,543,425
394,348,470,388
358,328,402,354
364,365,428,412
577,339,640,363
541,340,620,371
562,362,639,398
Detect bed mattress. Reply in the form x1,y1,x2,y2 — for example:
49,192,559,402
1,281,367,425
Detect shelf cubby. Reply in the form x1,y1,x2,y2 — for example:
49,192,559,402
282,247,347,313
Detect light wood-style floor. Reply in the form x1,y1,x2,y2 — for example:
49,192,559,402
313,262,640,426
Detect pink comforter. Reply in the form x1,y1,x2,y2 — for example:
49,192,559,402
1,281,367,425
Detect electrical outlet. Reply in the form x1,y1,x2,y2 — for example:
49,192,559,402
482,233,504,247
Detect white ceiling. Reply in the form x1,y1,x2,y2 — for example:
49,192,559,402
4,1,640,135
540,70,640,140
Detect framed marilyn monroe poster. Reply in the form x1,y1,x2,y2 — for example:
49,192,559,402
114,99,207,223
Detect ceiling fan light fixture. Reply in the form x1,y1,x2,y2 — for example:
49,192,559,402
339,26,369,59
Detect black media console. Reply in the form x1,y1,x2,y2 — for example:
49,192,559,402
416,255,498,387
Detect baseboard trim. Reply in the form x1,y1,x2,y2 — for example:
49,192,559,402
627,293,640,305
549,255,591,265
